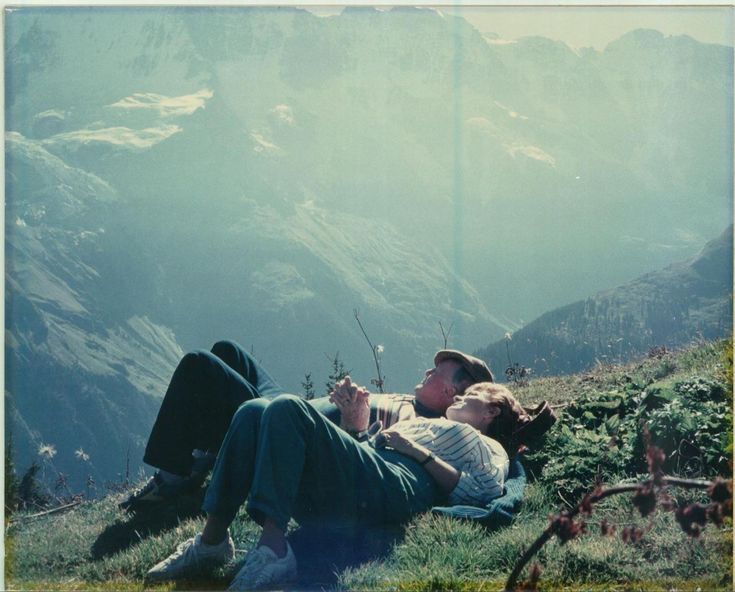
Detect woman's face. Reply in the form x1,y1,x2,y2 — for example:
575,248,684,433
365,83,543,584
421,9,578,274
445,389,499,432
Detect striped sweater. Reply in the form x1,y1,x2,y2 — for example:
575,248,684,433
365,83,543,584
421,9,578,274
388,417,509,506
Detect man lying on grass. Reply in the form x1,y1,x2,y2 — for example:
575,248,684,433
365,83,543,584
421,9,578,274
121,340,499,510
145,382,536,590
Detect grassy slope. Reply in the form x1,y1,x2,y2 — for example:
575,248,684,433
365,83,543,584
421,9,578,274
5,340,733,591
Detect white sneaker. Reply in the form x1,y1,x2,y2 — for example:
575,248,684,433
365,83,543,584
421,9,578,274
227,542,297,590
146,533,235,582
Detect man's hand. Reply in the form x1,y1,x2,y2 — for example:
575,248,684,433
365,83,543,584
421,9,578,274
329,376,371,433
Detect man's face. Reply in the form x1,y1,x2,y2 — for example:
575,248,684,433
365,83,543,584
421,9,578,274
414,359,464,413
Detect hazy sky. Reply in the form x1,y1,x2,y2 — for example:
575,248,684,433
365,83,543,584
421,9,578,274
306,5,733,50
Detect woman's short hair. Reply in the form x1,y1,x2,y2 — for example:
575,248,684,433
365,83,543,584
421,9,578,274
464,382,531,454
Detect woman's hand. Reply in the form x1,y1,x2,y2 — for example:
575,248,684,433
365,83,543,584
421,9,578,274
376,428,427,461
376,428,461,495
329,376,370,433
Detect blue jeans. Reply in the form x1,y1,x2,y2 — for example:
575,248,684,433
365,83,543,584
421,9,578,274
203,395,439,532
143,340,284,475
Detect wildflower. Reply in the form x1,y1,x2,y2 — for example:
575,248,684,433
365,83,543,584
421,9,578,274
646,444,666,482
579,489,599,515
632,482,657,517
38,443,57,459
550,512,585,544
600,519,616,537
675,503,708,538
658,491,677,512
75,448,90,462
708,478,732,504
504,332,513,341
707,503,724,527
519,563,542,591
621,526,645,543
375,345,384,355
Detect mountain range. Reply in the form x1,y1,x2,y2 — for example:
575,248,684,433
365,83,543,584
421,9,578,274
4,6,732,487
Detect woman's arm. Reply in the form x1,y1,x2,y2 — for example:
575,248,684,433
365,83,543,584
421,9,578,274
377,429,460,496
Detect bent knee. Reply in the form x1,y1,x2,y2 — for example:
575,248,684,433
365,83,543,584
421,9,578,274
231,398,270,426
210,340,241,357
178,349,213,370
262,394,306,419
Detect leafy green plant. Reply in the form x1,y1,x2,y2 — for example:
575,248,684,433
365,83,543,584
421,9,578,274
525,373,731,503
637,378,731,477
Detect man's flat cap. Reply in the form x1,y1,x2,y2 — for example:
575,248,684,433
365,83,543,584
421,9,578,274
434,349,494,383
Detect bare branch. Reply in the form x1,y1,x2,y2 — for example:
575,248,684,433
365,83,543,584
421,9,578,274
354,309,385,393
439,321,454,349
16,500,83,522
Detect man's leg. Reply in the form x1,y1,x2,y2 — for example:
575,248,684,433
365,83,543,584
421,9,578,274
143,350,263,476
201,398,270,523
209,340,284,398
148,395,437,587
144,398,271,582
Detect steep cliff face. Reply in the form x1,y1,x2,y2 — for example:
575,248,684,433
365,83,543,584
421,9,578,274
5,133,185,488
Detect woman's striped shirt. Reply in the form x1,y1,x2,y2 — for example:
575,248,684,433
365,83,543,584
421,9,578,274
389,417,509,506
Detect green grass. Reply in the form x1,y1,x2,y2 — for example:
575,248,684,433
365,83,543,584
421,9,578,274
6,339,733,591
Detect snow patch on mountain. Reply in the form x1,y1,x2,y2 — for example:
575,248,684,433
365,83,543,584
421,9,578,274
34,109,68,120
249,262,315,312
250,131,282,154
505,143,556,166
108,89,214,118
466,116,495,131
43,125,182,151
493,100,529,120
270,104,295,126
484,36,517,46
6,132,117,212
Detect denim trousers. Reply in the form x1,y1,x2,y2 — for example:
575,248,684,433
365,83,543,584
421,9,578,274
202,395,439,532
143,340,285,475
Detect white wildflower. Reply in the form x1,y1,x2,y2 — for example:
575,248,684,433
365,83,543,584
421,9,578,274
375,345,384,355
75,448,90,462
38,443,57,459
504,332,513,341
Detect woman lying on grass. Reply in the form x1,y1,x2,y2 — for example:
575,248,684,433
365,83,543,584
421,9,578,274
145,382,532,590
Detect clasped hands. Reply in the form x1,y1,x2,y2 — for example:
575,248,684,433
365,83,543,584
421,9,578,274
329,376,370,433
329,377,425,459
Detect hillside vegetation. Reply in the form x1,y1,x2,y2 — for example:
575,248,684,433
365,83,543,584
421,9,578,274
5,339,732,591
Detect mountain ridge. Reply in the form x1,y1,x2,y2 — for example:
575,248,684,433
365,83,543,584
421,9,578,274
476,225,733,377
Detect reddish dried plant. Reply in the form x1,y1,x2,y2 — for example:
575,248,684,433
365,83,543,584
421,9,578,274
599,519,616,537
631,482,657,517
517,563,542,591
621,525,646,543
675,502,709,538
504,436,733,592
549,511,586,544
